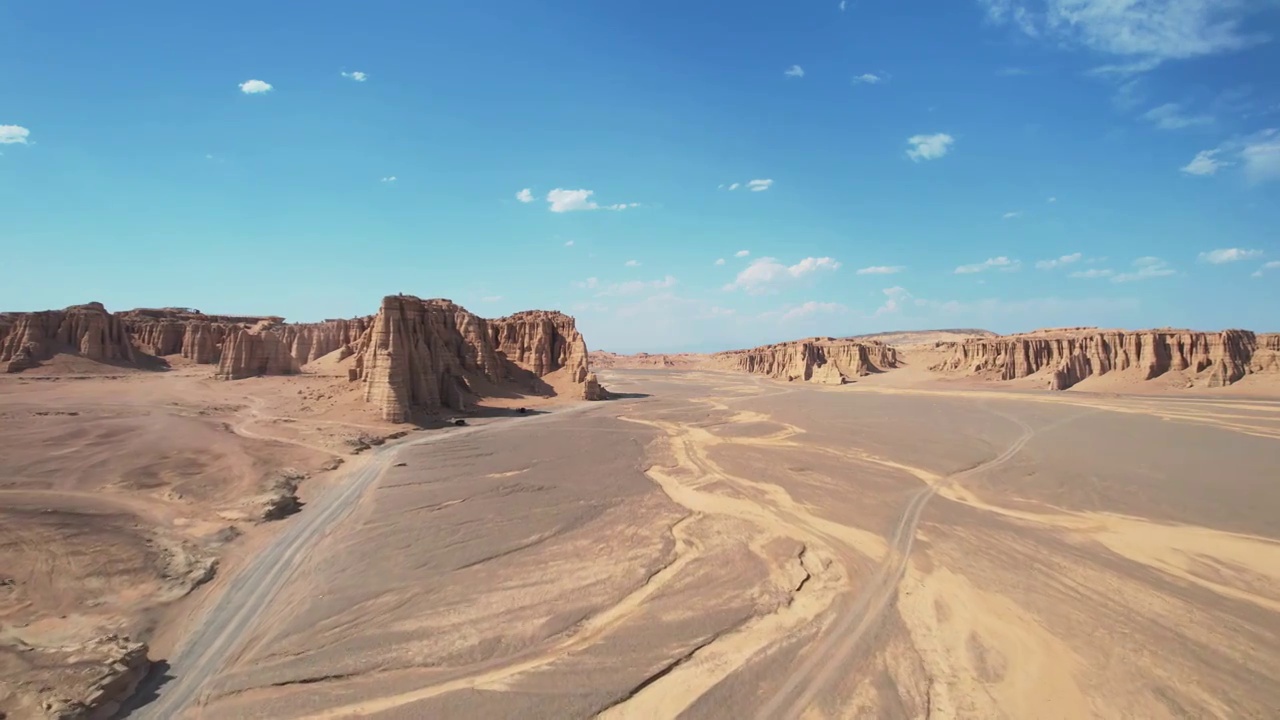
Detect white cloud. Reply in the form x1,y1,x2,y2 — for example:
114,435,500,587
625,259,641,267
1198,248,1262,264
481,295,503,302
1177,148,1228,176
978,0,1268,72
564,240,575,247
725,256,841,294
0,125,31,144
906,133,954,162
1035,252,1083,269
715,258,726,266
747,178,774,192
1143,102,1213,130
852,73,882,84
545,188,638,212
735,250,750,258
1251,260,1280,278
1047,196,1057,203
1069,268,1115,279
1241,134,1280,183
380,176,397,183
875,286,912,315
516,188,534,203
239,79,273,94
779,301,847,322
341,71,368,82
785,65,805,78
1112,256,1175,282
728,182,741,191
839,0,848,10
582,275,678,297
855,265,905,275
1002,211,1022,220
954,256,1020,274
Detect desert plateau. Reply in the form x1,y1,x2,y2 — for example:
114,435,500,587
1,301,1278,720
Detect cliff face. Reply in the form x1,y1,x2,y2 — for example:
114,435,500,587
216,324,301,380
712,338,900,384
120,308,272,364
1,302,136,372
350,298,602,422
931,329,1278,390
351,297,505,422
489,310,591,383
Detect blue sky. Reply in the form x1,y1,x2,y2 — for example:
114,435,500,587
2,0,1277,352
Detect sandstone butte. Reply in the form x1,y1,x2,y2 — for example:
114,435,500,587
930,328,1280,390
0,296,604,420
709,337,902,385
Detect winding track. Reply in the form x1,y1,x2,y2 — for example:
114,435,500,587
126,409,586,719
755,408,1036,720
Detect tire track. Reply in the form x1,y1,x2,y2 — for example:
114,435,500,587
755,408,1036,720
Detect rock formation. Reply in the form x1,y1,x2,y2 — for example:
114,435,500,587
6,634,150,720
490,310,592,382
0,302,136,372
712,338,900,384
931,329,1280,390
348,297,603,421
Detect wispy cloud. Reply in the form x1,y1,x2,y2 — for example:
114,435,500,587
239,79,273,94
1112,256,1175,282
997,67,1032,76
1069,268,1115,279
1047,196,1057,203
875,286,912,315
578,275,678,297
785,65,805,78
747,178,774,192
545,188,638,212
1179,129,1280,182
1252,260,1280,278
0,125,31,144
1035,252,1083,270
1198,248,1262,264
906,133,954,161
341,71,368,82
625,259,641,267
839,0,848,11
715,258,726,266
564,240,575,247
1143,102,1213,130
1002,211,1022,220
855,265,905,275
725,256,841,294
735,250,751,258
380,176,397,183
853,73,883,84
954,256,1020,274
977,0,1269,73
777,301,847,322
515,188,534,203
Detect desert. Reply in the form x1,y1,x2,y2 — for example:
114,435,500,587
2,303,1278,719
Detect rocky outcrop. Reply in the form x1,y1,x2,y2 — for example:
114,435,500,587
351,297,507,422
931,329,1278,390
350,297,602,422
215,323,300,380
712,338,899,384
489,311,591,382
5,634,150,720
0,302,136,372
584,372,606,400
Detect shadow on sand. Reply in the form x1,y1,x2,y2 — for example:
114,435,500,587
114,660,172,718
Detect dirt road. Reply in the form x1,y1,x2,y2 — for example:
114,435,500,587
124,410,583,719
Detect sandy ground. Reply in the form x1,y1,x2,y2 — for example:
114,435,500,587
150,368,1280,720
0,360,574,718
